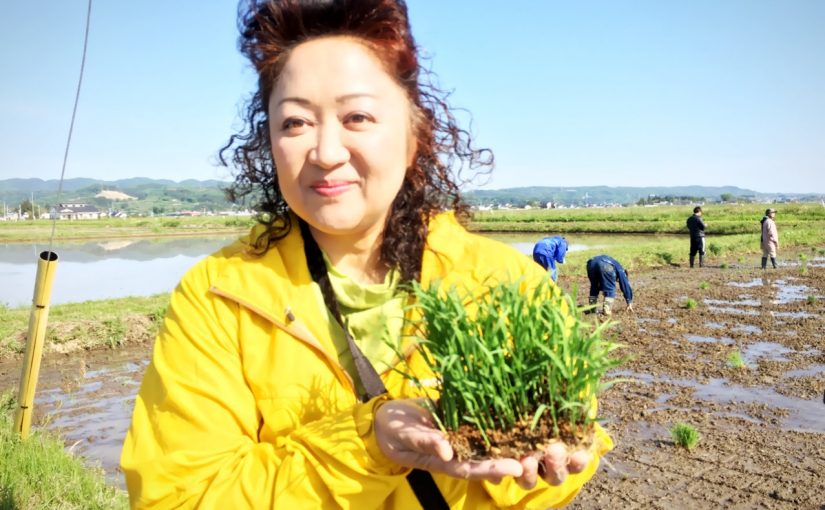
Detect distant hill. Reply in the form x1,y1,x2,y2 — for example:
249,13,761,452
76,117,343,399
0,177,236,216
465,185,822,208
1,178,821,214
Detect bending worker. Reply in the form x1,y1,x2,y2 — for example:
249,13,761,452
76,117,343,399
586,254,634,315
532,235,568,282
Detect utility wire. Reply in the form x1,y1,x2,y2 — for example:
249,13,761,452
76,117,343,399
46,0,93,256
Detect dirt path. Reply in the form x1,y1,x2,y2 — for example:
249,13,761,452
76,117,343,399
0,261,823,506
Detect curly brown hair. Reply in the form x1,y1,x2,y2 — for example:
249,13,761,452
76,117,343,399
220,0,492,282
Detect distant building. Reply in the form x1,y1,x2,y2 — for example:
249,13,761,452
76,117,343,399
53,203,101,220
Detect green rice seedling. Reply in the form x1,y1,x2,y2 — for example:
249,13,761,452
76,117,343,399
727,350,748,369
656,252,674,265
708,242,722,256
404,278,625,458
670,422,700,449
799,253,808,262
808,295,817,305
737,256,745,264
720,262,729,269
799,267,808,275
818,248,825,256
698,281,710,290
683,298,698,310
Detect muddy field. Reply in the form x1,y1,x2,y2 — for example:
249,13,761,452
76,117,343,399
567,260,825,510
0,260,823,507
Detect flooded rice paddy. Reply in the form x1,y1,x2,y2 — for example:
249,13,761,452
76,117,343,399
0,254,822,506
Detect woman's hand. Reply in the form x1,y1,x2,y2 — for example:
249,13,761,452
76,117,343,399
375,400,524,484
514,442,592,490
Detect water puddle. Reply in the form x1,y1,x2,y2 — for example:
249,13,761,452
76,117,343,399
20,344,153,489
772,279,813,304
741,342,793,364
728,279,764,288
731,324,762,335
708,307,759,316
783,364,825,378
611,371,825,433
705,321,725,330
704,298,760,307
686,335,734,345
771,310,817,319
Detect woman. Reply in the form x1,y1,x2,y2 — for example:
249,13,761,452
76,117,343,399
121,1,612,508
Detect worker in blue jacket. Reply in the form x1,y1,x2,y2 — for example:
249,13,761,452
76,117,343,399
532,236,568,282
586,255,634,315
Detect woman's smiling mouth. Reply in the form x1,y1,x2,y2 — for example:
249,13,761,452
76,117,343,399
311,180,354,197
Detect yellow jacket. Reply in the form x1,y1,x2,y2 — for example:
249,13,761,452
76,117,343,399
121,212,613,509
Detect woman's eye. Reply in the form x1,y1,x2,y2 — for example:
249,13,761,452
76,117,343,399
345,113,372,126
282,118,308,131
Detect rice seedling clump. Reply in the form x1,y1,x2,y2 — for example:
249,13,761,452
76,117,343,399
407,278,624,460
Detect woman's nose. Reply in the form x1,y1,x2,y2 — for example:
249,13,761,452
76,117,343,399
308,122,350,170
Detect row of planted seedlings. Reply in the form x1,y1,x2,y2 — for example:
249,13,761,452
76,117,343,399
401,277,625,460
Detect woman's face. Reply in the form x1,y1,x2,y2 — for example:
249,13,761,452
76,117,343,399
268,36,416,245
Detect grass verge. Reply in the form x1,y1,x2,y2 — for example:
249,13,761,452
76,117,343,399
0,294,168,360
0,392,128,509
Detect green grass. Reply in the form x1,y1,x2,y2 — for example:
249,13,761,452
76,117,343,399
727,350,748,369
670,422,701,450
683,298,698,310
467,203,825,276
0,216,253,243
0,392,128,509
0,294,169,360
404,278,625,445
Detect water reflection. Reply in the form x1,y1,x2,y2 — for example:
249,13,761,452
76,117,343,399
0,237,236,307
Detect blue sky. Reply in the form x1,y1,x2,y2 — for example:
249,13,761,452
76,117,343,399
1,1,823,193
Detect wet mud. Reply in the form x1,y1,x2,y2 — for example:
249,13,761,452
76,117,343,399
566,260,825,509
0,260,823,506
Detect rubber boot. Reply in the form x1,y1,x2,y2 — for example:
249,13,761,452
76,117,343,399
761,257,767,269
689,255,695,268
585,295,598,314
603,297,615,316
699,254,704,268
770,257,777,269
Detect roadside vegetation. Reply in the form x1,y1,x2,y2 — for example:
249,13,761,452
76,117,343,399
0,215,254,243
0,392,128,509
0,294,168,360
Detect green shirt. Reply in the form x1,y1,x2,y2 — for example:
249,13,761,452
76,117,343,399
323,258,406,394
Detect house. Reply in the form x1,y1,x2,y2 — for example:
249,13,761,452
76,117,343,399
52,203,101,220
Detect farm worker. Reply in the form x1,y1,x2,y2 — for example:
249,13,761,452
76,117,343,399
761,208,779,269
120,1,613,508
586,255,634,315
533,235,568,282
686,206,706,268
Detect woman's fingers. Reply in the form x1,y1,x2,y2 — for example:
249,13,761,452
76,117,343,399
515,455,539,490
541,442,570,485
568,449,591,474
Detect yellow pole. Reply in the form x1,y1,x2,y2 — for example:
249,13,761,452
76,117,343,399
14,250,59,439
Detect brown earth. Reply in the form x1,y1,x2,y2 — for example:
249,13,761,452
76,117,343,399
564,259,825,510
0,259,823,506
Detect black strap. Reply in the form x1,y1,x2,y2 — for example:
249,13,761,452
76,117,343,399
299,220,449,510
